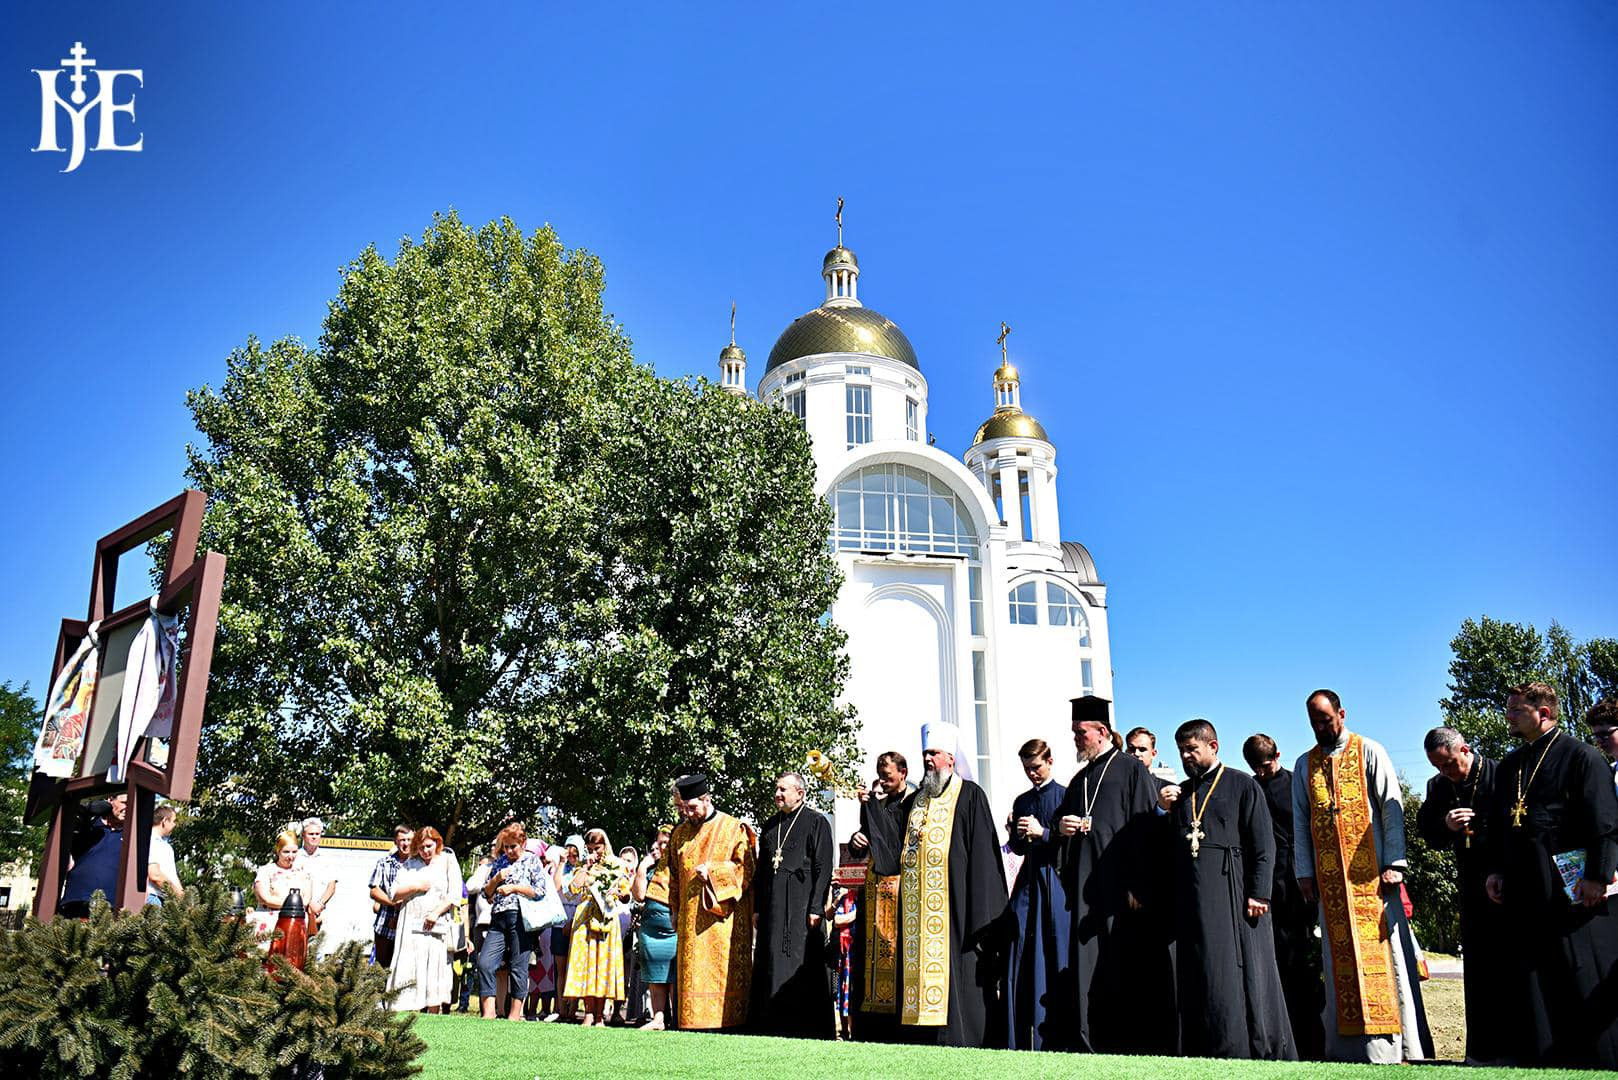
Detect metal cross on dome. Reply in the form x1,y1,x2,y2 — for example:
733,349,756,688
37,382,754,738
26,491,226,920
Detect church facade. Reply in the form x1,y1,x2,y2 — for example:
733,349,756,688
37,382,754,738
718,235,1113,825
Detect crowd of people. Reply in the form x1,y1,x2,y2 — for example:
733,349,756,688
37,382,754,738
61,680,1617,1067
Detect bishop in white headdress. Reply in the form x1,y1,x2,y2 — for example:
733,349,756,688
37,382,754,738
866,718,1005,1047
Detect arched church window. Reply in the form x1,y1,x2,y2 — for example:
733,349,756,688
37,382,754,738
1009,581,1038,625
831,464,979,557
1046,583,1091,646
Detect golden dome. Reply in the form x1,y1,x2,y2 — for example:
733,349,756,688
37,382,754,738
719,343,746,363
765,305,918,373
822,245,859,271
972,408,1049,446
994,362,1020,384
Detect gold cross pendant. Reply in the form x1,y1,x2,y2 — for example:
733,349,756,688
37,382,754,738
1509,798,1527,829
771,849,783,871
1187,822,1205,859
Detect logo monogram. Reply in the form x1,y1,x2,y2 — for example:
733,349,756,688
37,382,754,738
33,41,143,173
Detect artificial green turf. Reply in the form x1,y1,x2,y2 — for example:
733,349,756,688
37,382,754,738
411,1014,1591,1080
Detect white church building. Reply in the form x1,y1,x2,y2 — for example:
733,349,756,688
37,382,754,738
718,232,1113,826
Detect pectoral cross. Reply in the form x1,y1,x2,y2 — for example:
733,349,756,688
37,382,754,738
771,848,783,872
1186,821,1205,859
1510,798,1528,829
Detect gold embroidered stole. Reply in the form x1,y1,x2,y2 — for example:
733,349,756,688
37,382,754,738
899,777,961,1026
1307,734,1400,1035
861,866,901,1013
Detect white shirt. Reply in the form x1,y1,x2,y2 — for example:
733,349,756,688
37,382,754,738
147,832,179,902
293,845,335,902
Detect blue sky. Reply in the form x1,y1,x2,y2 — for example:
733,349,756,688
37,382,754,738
4,4,1615,782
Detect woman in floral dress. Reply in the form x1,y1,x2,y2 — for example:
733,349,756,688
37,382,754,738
562,828,632,1026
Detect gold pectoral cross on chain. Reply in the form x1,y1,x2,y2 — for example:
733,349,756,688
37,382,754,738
1509,798,1528,829
1186,821,1205,858
771,849,783,871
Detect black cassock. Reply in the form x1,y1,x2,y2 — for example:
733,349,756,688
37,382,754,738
1167,765,1295,1060
1056,747,1177,1055
1257,766,1324,1060
1489,732,1618,1067
752,805,834,1038
851,788,909,1042
1416,754,1506,1063
871,774,1007,1048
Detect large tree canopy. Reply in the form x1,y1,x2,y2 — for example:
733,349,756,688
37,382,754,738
184,212,854,855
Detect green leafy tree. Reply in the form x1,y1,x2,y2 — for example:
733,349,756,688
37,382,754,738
0,681,46,867
182,212,853,858
1439,616,1618,761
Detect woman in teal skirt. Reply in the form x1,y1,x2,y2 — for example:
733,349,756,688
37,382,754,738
631,826,677,1029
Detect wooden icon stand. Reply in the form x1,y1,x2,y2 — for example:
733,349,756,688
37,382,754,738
26,490,226,919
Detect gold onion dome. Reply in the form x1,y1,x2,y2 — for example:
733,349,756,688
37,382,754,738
719,342,746,362
994,361,1020,384
822,245,859,270
972,408,1049,445
765,305,919,373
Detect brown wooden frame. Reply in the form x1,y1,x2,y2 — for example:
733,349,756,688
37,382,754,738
29,491,226,919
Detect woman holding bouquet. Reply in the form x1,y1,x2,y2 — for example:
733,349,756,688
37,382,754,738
562,828,631,1026
387,826,463,1012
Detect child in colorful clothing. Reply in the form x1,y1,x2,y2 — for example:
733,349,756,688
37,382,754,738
831,886,858,1041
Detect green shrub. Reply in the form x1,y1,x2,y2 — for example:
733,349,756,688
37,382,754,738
0,887,424,1078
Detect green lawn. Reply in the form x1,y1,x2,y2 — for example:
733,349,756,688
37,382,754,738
411,1013,1584,1080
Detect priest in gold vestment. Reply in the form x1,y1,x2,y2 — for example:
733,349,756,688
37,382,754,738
1292,689,1433,1063
870,721,1006,1047
668,773,756,1030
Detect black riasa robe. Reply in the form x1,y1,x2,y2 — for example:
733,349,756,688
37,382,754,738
752,805,834,1037
1004,778,1068,1050
871,773,1007,1048
1416,754,1506,1063
1489,732,1618,1067
1056,747,1177,1055
1167,764,1295,1060
850,788,908,1042
1257,766,1324,1060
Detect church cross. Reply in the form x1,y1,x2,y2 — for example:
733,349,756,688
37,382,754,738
997,321,1011,364
60,41,97,104
836,196,844,246
729,301,737,347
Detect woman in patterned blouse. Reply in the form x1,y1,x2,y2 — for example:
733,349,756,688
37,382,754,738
476,822,546,1020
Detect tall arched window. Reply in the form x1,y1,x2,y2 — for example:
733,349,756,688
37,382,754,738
831,464,979,557
1009,581,1038,625
1046,582,1091,646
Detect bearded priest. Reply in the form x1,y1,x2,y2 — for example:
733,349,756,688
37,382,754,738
1157,719,1295,1059
868,720,1006,1047
751,771,835,1037
668,772,756,1030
